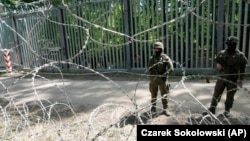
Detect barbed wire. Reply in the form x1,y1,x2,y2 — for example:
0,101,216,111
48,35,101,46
0,0,250,141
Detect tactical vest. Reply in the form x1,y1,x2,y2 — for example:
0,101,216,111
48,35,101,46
149,54,172,75
216,49,247,80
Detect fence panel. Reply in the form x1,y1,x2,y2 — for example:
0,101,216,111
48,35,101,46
13,11,62,70
0,0,249,72
59,1,126,70
0,16,17,69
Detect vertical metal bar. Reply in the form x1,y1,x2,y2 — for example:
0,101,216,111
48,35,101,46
33,17,40,62
201,2,204,68
242,4,249,54
123,0,131,71
139,11,143,68
30,17,38,59
93,3,100,69
118,2,122,69
68,15,74,64
247,4,250,66
180,2,184,67
206,0,211,68
107,2,112,69
224,0,229,37
119,1,125,69
47,16,53,48
51,13,57,46
147,1,152,62
107,29,112,69
211,0,216,67
57,7,68,69
170,0,174,63
217,0,224,53
94,38,98,69
156,0,160,41
237,0,243,39
76,6,82,65
33,17,39,56
11,14,23,65
143,1,147,68
231,0,236,35
248,32,250,65
115,9,120,69
110,4,115,69
190,0,194,68
185,1,189,68
111,45,115,69
21,18,29,67
175,0,179,65
140,5,143,69
161,0,165,54
161,0,164,47
165,0,169,56
195,0,199,68
41,17,49,65
102,3,107,69
135,2,139,68
72,15,78,64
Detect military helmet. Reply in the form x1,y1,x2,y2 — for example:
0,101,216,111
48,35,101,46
226,36,239,44
154,42,164,49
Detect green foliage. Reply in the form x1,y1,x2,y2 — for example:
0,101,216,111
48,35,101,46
51,0,61,6
1,0,44,11
1,0,36,5
1,0,74,8
1,0,18,5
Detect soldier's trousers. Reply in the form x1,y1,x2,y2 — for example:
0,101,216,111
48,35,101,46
149,78,169,109
210,78,237,111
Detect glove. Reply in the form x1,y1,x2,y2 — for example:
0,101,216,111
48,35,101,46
238,80,243,88
216,63,224,72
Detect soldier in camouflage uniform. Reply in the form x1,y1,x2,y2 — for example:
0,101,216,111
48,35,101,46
148,42,174,116
203,36,248,118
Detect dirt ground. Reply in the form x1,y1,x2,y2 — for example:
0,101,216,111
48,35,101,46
0,72,250,141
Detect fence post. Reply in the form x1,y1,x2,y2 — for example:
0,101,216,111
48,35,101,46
11,14,23,66
123,0,131,71
57,7,69,70
2,49,12,73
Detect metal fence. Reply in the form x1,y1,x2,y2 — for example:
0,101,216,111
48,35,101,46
0,0,249,73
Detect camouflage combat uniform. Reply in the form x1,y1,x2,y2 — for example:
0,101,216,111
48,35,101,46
210,50,247,112
204,36,248,117
148,42,174,114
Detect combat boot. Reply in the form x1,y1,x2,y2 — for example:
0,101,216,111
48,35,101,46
223,107,230,118
162,109,170,116
150,106,156,113
223,111,230,118
208,107,215,114
202,107,216,116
